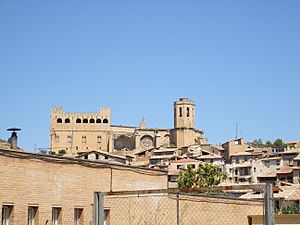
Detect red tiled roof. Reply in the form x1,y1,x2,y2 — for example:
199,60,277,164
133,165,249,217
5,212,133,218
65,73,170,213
277,167,293,174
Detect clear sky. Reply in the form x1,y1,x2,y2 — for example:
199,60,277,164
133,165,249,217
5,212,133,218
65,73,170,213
0,0,299,152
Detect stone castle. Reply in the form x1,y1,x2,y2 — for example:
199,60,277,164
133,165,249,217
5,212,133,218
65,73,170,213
50,98,207,155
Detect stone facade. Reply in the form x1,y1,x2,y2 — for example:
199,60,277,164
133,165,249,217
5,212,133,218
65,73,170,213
50,98,207,156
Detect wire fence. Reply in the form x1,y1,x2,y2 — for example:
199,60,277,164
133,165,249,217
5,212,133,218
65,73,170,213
95,184,273,225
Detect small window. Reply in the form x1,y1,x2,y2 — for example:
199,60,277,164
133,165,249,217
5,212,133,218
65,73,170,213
76,118,81,123
55,135,60,143
104,209,110,225
65,118,70,123
187,107,190,117
83,119,88,123
28,206,38,225
2,205,13,225
74,208,83,225
90,118,95,123
95,154,99,160
189,164,195,169
105,156,108,159
179,107,182,117
52,207,61,225
254,167,256,172
103,118,108,123
76,146,78,150
84,155,88,160
67,135,72,144
97,136,102,143
82,136,86,144
57,118,62,123
96,119,101,123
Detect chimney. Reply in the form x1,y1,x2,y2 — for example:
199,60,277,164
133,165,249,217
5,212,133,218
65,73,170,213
7,128,21,149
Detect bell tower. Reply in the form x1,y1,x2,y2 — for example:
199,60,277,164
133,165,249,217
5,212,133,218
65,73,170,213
172,98,199,148
174,98,195,129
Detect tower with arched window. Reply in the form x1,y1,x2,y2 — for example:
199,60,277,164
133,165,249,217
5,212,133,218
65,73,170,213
172,98,205,148
174,98,195,129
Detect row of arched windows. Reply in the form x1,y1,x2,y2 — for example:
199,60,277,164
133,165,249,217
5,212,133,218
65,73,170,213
56,118,109,124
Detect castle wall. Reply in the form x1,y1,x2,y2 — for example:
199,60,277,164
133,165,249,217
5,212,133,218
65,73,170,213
50,107,112,155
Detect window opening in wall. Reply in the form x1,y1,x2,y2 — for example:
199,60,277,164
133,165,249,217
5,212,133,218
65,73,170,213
76,146,78,150
104,209,110,225
82,136,87,144
76,118,81,123
187,107,190,117
96,119,101,123
95,154,99,160
55,135,60,143
179,107,182,117
90,118,95,123
83,119,88,123
74,208,83,225
28,206,38,225
2,205,13,225
52,207,61,225
97,136,102,143
57,118,62,123
84,155,88,159
105,156,108,159
67,135,72,144
103,118,108,123
65,118,70,123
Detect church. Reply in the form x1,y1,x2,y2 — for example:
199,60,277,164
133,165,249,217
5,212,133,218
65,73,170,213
50,98,207,155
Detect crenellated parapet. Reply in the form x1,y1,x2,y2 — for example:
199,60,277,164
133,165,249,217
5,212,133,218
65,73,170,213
50,107,111,127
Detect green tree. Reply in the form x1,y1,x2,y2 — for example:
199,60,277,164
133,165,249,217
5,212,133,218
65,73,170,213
265,140,272,147
177,165,196,188
177,164,227,188
252,139,263,147
273,139,284,147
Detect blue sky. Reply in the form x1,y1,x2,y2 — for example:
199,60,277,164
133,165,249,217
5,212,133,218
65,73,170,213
0,0,299,151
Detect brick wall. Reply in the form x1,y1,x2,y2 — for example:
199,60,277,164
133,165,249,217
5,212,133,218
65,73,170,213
0,150,167,224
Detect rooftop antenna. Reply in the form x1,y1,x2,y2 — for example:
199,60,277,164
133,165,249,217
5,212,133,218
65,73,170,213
7,127,21,149
235,122,238,138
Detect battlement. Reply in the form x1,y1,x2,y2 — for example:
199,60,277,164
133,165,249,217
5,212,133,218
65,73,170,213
174,98,195,106
50,106,111,127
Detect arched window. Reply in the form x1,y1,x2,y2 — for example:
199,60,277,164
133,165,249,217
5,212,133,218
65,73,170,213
76,118,81,123
179,107,182,117
96,118,101,123
57,118,62,123
103,118,108,123
83,118,88,123
187,107,190,117
97,136,102,143
65,118,70,123
90,118,95,123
